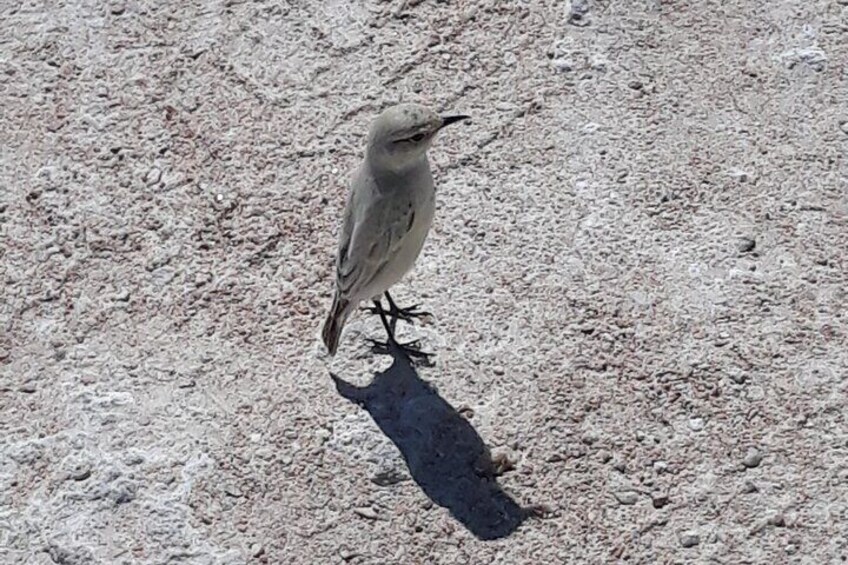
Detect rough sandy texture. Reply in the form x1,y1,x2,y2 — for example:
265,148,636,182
2,0,847,563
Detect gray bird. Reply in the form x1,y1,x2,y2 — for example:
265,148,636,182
322,103,469,357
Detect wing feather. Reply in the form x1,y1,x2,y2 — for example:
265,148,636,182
335,193,414,299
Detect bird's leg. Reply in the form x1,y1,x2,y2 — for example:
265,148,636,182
383,291,431,323
373,299,397,336
366,299,433,363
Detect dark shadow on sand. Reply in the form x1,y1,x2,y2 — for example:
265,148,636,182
331,344,529,540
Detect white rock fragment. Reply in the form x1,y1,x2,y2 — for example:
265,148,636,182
782,46,827,72
680,531,700,547
353,506,379,520
614,491,638,505
145,167,162,185
728,168,753,183
743,447,763,468
553,58,575,73
589,54,608,71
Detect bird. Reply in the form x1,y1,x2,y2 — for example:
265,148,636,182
321,103,469,358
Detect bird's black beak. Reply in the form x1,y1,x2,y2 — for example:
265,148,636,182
440,115,471,129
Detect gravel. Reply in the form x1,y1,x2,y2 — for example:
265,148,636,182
2,0,846,563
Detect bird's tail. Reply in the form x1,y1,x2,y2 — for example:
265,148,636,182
322,293,351,356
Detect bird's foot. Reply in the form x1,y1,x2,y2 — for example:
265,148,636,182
390,303,432,323
362,303,431,324
366,337,434,366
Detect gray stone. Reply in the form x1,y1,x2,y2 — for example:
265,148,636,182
738,237,756,253
679,531,700,547
568,0,590,26
743,448,763,469
145,167,162,185
652,493,669,508
353,507,379,520
614,491,639,505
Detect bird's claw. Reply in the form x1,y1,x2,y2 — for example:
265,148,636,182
392,303,432,322
361,303,431,324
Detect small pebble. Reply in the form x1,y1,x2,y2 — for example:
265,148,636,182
568,0,590,26
652,493,669,508
743,448,763,469
353,507,379,520
68,463,92,481
729,169,751,183
250,544,264,557
581,430,599,445
144,167,161,185
679,531,700,548
553,58,574,73
224,485,243,498
340,549,360,561
614,491,638,505
109,480,137,504
589,54,608,71
688,417,704,431
491,448,517,475
768,513,786,527
19,382,37,393
370,469,407,486
738,237,756,253
730,373,748,384
783,46,827,72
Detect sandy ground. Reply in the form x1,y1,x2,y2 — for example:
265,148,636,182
2,0,848,563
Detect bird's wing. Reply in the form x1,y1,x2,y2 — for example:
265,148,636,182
335,192,414,299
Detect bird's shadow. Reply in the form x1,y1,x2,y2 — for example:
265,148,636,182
331,344,532,540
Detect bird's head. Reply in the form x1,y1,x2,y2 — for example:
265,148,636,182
366,103,469,172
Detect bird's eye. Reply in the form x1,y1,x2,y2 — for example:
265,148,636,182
410,133,426,142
